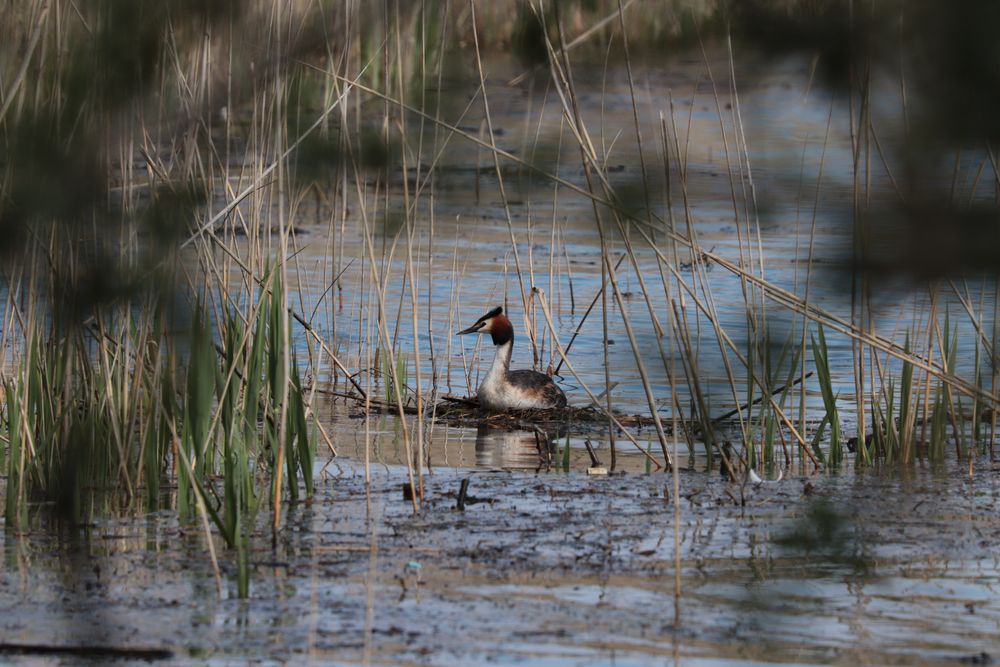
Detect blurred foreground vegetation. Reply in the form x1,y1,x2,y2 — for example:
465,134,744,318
0,0,998,549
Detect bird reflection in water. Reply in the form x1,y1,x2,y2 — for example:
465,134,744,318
475,423,561,471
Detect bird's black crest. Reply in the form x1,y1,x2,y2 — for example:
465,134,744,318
478,306,503,323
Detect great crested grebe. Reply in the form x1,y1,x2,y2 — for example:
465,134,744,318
457,306,567,411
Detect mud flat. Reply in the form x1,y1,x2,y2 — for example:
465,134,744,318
1,459,998,665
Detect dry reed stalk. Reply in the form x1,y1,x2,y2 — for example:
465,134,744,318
553,253,626,374
668,304,682,625
663,256,819,465
329,59,996,457
797,96,837,455
538,4,675,463
421,3,453,460
852,56,873,463
355,163,419,510
687,238,996,405
546,211,559,372
659,95,746,452
698,39,754,329
698,36,773,461
601,239,616,468
389,2,428,492
553,18,729,467
725,34,778,462
917,292,938,450
534,288,666,469
0,0,49,124
469,0,537,361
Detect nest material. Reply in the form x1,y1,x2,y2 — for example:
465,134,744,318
318,386,660,434
432,395,660,433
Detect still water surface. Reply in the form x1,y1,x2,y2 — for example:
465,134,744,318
2,460,999,665
3,49,999,665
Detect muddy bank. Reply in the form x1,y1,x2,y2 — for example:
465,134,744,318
1,460,998,665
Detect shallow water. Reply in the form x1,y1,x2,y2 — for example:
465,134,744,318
255,47,997,460
2,460,999,665
5,46,1000,666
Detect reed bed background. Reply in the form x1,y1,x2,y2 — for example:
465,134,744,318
1,0,999,592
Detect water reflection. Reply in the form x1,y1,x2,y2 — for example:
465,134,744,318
475,424,560,471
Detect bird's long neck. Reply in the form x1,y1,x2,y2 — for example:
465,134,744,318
483,314,514,385
486,336,513,383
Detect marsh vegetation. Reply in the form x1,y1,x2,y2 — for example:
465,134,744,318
1,0,999,663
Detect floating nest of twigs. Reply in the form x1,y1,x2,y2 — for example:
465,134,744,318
316,387,660,435
432,396,660,434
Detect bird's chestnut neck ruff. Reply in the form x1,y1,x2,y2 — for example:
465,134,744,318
489,314,513,346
